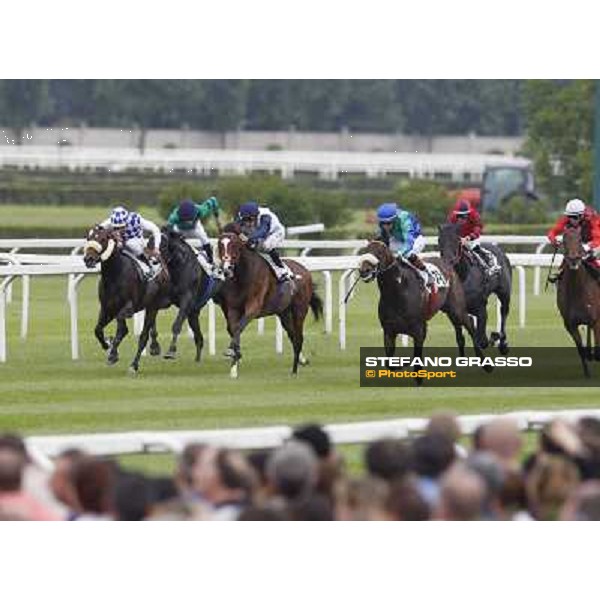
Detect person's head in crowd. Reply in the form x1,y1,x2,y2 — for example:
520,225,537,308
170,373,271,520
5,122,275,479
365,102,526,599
560,481,600,520
465,452,505,519
412,433,455,506
238,506,286,521
525,453,580,520
335,477,390,521
289,493,334,521
50,448,87,512
576,418,600,479
0,446,26,493
175,443,207,498
385,475,430,520
266,440,318,503
192,446,257,519
498,468,529,520
365,438,412,482
72,457,117,519
435,464,486,521
426,412,461,444
472,424,487,452
540,419,586,460
113,471,151,521
479,418,523,468
0,433,29,462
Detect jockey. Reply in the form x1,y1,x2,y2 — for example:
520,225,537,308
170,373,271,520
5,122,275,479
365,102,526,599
167,196,221,276
547,198,600,259
101,206,162,270
376,202,432,289
448,199,500,276
235,201,294,281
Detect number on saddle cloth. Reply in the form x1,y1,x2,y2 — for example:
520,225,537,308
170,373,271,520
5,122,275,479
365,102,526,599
424,263,449,289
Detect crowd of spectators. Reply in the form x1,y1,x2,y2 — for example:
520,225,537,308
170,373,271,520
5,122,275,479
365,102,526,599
2,413,600,520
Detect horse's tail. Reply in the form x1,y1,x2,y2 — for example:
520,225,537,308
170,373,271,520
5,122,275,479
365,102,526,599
309,289,324,322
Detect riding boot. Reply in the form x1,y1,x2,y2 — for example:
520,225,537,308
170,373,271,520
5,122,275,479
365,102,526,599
202,243,223,279
268,249,293,281
408,255,432,291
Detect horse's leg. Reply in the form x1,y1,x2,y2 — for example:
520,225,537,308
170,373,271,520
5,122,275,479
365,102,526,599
490,288,511,355
586,325,594,361
94,306,113,351
412,325,426,387
593,322,600,362
473,303,489,349
187,308,204,363
566,321,590,378
129,309,158,373
107,318,128,365
164,295,193,360
149,322,161,356
443,309,466,357
384,329,397,358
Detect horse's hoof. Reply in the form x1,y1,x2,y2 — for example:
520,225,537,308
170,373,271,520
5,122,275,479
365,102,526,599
499,343,510,356
107,354,119,365
415,378,424,387
195,355,202,363
149,344,161,357
483,364,494,373
223,348,236,359
489,332,500,346
230,364,239,379
299,353,309,366
163,350,176,360
128,365,138,375
478,339,489,350
594,349,600,362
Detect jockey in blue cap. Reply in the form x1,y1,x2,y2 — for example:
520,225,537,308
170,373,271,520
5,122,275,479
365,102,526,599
235,201,294,281
376,202,433,289
101,206,162,270
167,196,221,277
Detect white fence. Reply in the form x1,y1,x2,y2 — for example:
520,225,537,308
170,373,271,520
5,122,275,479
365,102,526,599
25,408,600,471
0,146,531,181
0,248,553,362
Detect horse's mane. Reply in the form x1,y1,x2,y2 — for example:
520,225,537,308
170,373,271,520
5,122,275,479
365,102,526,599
222,222,242,235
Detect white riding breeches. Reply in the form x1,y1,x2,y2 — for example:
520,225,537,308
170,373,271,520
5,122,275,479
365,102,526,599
259,227,285,252
175,222,210,247
392,234,426,258
124,237,146,257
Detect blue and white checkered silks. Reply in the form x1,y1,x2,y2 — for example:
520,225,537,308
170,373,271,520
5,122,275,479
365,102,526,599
125,212,143,240
110,206,129,229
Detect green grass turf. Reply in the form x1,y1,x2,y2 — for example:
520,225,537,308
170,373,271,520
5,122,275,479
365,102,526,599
0,271,597,473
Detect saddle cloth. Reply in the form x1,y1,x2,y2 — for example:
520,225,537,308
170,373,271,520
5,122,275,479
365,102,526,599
122,249,163,281
424,262,449,289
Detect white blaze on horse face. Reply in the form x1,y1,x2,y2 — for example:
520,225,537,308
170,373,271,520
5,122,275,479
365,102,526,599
100,238,116,262
361,253,380,267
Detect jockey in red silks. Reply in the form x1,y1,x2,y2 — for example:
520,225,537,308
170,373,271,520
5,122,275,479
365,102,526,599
547,198,600,262
447,199,500,276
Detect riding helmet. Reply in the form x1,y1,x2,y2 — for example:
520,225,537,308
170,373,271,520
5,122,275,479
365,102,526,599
376,203,398,223
454,201,471,216
179,199,197,221
238,201,259,219
110,206,129,229
564,198,585,217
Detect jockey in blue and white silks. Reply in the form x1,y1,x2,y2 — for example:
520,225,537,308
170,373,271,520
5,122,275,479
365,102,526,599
101,206,162,263
235,201,293,281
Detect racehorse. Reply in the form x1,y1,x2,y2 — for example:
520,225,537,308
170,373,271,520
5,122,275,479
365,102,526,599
438,222,512,354
556,225,600,377
83,225,171,373
159,226,222,362
216,224,323,378
358,240,491,385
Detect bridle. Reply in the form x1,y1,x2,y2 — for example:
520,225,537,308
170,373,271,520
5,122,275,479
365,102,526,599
359,240,398,282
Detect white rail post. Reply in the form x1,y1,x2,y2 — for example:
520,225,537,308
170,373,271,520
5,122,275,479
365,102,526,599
533,242,547,296
275,317,283,354
20,274,30,339
402,335,409,347
208,299,216,356
69,274,86,360
133,311,145,336
0,276,15,362
517,266,526,328
339,269,354,350
7,248,19,304
257,318,265,335
322,270,332,334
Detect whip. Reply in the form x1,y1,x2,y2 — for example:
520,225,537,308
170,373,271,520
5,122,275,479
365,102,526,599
545,243,558,292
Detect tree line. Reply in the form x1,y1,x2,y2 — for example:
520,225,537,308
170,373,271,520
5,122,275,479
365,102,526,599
0,80,524,137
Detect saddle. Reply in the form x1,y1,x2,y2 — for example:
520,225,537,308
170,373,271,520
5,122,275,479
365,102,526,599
122,249,164,282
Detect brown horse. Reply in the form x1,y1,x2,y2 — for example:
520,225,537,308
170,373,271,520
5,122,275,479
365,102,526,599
216,225,323,378
358,240,490,384
83,225,171,373
556,225,600,377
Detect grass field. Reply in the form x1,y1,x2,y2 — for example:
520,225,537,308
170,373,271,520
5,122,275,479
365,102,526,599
0,270,597,472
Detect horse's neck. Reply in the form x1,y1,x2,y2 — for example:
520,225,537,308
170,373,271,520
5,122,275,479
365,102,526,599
563,264,592,292
378,263,409,300
101,251,125,278
235,249,262,285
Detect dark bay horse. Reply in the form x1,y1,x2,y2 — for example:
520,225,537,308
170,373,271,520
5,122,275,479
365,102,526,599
438,222,512,354
557,225,600,377
83,225,171,373
216,224,323,378
160,226,223,362
358,240,490,385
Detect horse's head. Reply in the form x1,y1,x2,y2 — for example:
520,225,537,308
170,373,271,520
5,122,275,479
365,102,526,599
83,225,120,268
160,225,185,261
563,224,585,270
438,222,462,266
217,231,245,279
358,239,395,282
